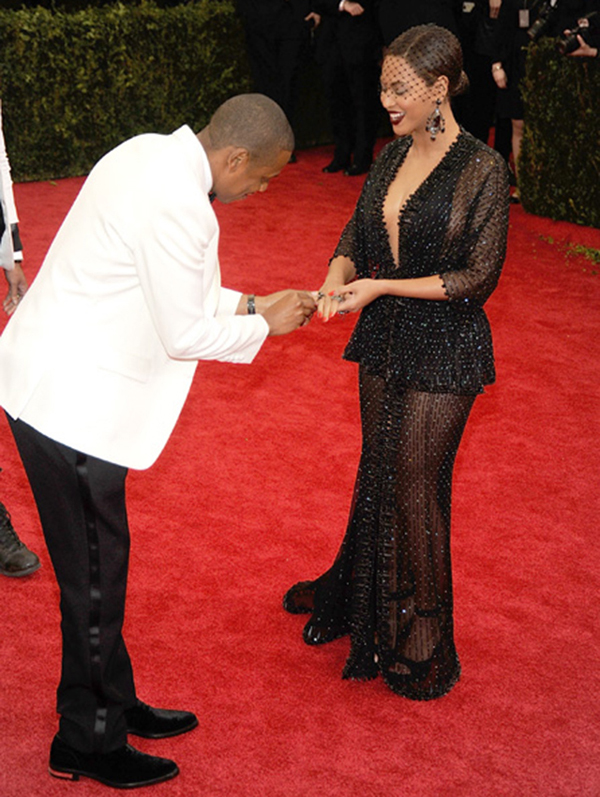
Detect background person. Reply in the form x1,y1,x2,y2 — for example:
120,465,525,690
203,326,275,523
314,0,381,176
490,0,592,200
377,0,460,45
0,94,315,789
235,0,314,159
0,98,40,578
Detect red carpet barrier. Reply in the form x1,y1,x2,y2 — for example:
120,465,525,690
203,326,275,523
1,145,599,796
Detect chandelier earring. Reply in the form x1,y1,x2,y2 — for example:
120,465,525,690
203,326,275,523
425,98,445,141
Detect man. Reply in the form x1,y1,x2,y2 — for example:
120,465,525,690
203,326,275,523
235,0,313,150
0,93,315,789
313,0,381,176
0,104,40,576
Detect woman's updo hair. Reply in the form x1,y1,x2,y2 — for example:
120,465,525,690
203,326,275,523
385,24,469,98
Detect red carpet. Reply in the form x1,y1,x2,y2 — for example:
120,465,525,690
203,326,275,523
1,144,599,796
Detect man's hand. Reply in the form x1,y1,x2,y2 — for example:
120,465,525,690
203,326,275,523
565,33,598,57
305,11,321,28
3,263,28,316
492,64,507,89
262,291,316,335
489,0,502,19
340,1,365,17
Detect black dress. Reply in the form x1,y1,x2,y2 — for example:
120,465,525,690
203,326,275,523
284,130,509,700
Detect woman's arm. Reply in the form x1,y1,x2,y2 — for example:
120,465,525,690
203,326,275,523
333,274,446,313
332,155,510,314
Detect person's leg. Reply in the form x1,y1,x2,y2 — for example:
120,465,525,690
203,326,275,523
321,42,354,171
376,389,476,699
241,23,280,101
275,33,306,132
511,117,524,199
8,416,134,753
343,51,380,174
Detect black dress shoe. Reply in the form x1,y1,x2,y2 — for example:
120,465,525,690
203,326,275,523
0,501,41,577
322,159,350,173
49,735,179,788
125,699,198,739
344,162,371,177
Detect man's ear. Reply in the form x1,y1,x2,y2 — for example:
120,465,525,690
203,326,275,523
226,147,250,172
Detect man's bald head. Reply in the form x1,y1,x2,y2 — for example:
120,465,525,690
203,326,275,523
206,94,294,164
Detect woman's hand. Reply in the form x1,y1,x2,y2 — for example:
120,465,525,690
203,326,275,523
331,279,382,314
314,284,346,322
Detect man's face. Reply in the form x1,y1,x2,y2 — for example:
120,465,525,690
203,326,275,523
214,148,291,204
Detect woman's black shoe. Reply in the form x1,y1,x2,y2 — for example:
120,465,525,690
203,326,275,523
283,580,316,614
49,735,179,788
303,619,349,646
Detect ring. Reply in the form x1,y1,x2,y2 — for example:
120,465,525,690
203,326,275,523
334,295,345,303
316,292,326,300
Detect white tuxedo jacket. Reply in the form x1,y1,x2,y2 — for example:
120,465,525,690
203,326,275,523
0,126,269,469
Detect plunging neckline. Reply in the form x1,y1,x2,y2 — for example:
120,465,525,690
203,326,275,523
383,130,464,270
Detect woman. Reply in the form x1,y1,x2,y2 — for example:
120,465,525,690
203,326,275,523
490,0,592,200
284,24,509,701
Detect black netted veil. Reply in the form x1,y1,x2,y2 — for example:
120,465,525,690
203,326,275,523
284,129,509,701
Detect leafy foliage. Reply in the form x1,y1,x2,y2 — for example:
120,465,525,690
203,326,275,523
0,1,251,180
520,39,600,228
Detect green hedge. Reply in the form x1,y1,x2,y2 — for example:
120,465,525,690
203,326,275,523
0,1,251,180
520,39,600,228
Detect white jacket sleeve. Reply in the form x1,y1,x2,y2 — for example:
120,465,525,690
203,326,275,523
129,155,268,364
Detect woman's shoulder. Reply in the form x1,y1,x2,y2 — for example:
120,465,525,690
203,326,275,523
363,137,410,185
458,130,510,179
374,136,410,166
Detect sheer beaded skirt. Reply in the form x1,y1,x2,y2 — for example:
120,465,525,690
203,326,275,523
284,367,475,700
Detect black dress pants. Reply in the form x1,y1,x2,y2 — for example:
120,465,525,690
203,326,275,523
242,23,307,131
321,40,380,169
8,415,136,753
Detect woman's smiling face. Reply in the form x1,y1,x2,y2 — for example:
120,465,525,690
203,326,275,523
379,56,439,137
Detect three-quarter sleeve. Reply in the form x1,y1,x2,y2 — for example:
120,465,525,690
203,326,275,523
440,153,510,305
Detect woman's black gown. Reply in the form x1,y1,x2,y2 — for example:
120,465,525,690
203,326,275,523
284,130,509,700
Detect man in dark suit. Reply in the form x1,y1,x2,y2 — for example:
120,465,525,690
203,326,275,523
314,0,381,175
235,0,313,149
377,0,460,45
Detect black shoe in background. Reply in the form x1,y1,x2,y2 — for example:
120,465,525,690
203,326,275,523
344,162,371,177
0,502,41,577
322,158,350,173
